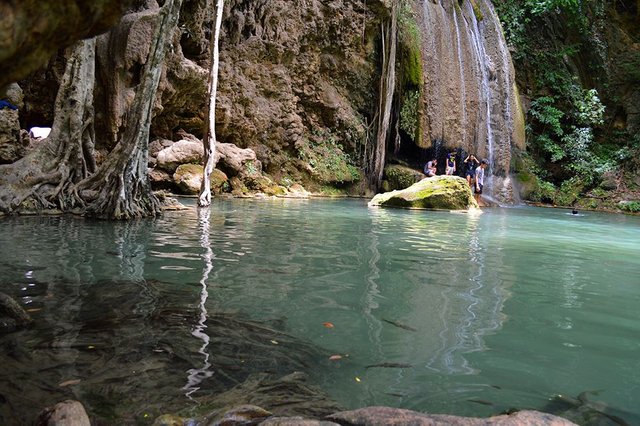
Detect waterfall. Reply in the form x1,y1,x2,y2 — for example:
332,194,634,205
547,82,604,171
452,8,468,150
418,0,524,204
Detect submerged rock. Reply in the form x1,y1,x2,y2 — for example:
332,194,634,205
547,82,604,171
327,406,577,425
35,400,90,426
369,175,478,210
0,291,32,333
188,372,342,422
209,405,272,425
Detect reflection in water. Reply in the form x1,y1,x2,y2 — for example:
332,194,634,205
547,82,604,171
183,207,215,397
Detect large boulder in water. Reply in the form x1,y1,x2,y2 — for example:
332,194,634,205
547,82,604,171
368,175,478,210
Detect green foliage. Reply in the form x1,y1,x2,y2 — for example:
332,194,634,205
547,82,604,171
400,90,420,141
527,84,607,190
470,0,484,21
619,201,640,213
398,1,423,88
279,176,293,188
555,177,584,206
296,130,360,184
529,96,564,136
244,160,258,175
525,0,581,15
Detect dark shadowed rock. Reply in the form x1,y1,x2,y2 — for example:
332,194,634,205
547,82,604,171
326,406,577,425
0,1,133,89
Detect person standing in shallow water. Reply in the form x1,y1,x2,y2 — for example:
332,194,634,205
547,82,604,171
445,152,456,175
474,159,488,204
463,154,479,186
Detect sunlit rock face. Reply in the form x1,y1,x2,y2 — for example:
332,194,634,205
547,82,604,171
417,0,525,204
0,0,133,89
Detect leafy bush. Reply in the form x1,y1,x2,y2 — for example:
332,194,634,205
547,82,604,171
400,90,420,141
619,201,640,213
296,131,360,184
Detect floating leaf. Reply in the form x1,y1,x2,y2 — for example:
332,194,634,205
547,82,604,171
329,355,343,361
26,308,42,313
323,322,335,328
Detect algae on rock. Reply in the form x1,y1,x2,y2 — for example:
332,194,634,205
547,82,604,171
369,175,478,210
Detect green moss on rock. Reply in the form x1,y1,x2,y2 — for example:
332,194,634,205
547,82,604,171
369,175,478,210
383,164,422,190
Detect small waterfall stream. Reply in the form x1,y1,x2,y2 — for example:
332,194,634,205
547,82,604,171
418,0,524,204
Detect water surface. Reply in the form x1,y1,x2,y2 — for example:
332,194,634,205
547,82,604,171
1,199,639,424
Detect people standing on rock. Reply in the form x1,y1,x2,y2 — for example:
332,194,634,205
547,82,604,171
445,152,456,175
424,159,437,177
463,154,479,187
474,159,488,204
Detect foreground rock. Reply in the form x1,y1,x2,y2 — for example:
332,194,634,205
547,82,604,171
369,175,478,210
327,406,577,425
35,400,90,426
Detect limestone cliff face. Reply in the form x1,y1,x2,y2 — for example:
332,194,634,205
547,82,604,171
417,0,525,204
91,0,391,188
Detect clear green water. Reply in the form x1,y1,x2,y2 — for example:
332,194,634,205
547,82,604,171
1,198,639,424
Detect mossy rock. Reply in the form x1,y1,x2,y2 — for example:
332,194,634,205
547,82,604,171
383,164,423,191
174,165,230,195
173,164,203,195
369,176,478,210
210,168,229,195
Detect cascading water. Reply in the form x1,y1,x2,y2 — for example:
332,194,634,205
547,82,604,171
418,0,525,204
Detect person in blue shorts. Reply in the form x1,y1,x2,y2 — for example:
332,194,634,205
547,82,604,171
463,154,479,187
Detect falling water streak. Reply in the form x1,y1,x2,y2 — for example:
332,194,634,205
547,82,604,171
453,7,468,148
422,0,443,142
183,208,215,399
483,0,516,199
465,2,494,196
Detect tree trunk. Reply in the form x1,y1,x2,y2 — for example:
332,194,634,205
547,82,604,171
198,0,225,208
0,38,96,213
370,2,398,190
77,0,184,219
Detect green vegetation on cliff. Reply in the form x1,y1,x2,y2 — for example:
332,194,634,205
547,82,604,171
397,0,423,145
496,0,640,210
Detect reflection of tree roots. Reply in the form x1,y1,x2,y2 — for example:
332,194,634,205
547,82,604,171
0,277,335,423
